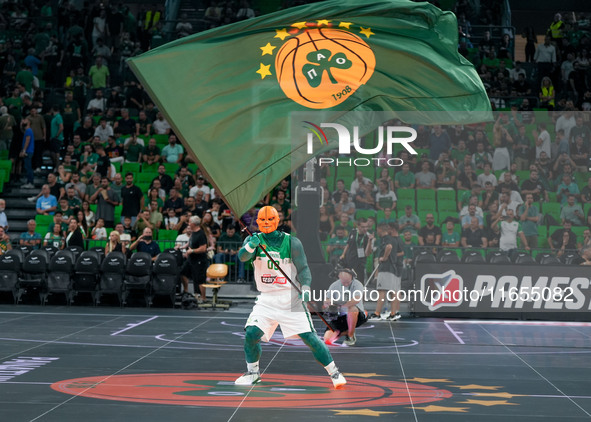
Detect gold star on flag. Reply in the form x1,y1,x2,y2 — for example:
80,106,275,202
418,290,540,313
274,28,290,40
260,43,276,56
339,22,352,29
458,399,518,407
406,378,451,383
256,63,272,79
413,405,469,413
452,384,502,390
359,27,374,38
292,21,308,29
317,19,330,26
331,409,396,417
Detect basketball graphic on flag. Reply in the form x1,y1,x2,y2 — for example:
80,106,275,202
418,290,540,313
275,28,375,109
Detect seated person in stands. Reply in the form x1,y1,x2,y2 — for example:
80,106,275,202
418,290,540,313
129,227,160,260
461,217,488,248
105,230,126,255
20,220,42,250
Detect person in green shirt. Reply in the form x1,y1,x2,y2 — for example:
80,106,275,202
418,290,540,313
124,134,143,162
16,64,34,92
394,163,415,189
88,56,110,89
326,226,348,266
4,88,23,122
441,220,460,247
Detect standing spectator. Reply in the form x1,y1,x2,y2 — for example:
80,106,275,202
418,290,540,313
512,125,532,171
534,36,556,79
91,177,120,228
492,208,529,253
20,116,35,189
326,227,348,266
428,125,451,161
153,164,174,194
0,106,16,152
517,194,541,249
180,216,208,300
214,225,245,281
533,123,551,159
120,173,144,224
64,218,85,248
49,105,64,170
161,134,183,164
28,107,46,172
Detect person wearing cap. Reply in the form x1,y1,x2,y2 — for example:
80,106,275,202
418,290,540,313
189,175,211,202
234,206,346,389
322,267,367,346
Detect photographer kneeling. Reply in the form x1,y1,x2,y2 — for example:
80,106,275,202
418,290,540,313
323,268,367,346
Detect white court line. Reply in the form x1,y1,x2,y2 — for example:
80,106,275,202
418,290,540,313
388,323,419,422
478,324,591,418
0,310,247,320
111,316,158,336
28,316,215,422
443,321,465,344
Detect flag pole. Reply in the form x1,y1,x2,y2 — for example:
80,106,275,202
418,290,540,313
237,219,334,332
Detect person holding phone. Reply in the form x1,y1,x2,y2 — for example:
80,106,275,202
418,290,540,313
129,227,160,261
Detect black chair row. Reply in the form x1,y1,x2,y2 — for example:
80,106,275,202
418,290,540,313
413,249,580,265
0,249,181,307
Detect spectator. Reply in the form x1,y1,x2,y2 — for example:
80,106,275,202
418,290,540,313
571,135,588,171
0,227,12,254
333,191,355,216
561,194,584,226
418,214,441,246
398,205,421,236
0,199,8,230
271,189,291,218
456,164,478,191
81,201,96,229
152,111,171,134
326,226,348,266
472,142,493,170
134,209,155,234
461,217,488,248
517,194,541,249
492,114,513,171
91,176,119,228
479,182,498,211
179,216,208,300
428,125,451,161
142,138,160,166
20,219,42,249
123,133,143,163
163,188,184,216
88,56,110,89
214,225,245,281
581,177,591,204
193,191,209,217
570,114,591,147
91,218,108,240
415,161,436,189
105,230,126,255
549,220,579,255
331,179,349,203
130,227,161,260
87,90,106,115
0,106,16,152
475,163,496,188
64,217,85,248
435,160,456,189
161,134,183,164
375,179,397,213
534,36,556,79
394,163,415,189
65,173,86,201
353,181,375,210
349,170,373,196
20,116,35,188
461,204,484,229
136,110,152,136
94,144,111,178
120,172,144,224
152,164,174,195
441,220,460,247
556,174,580,204
36,184,58,215
94,117,113,142
164,208,179,230
113,108,135,137
189,175,211,202
492,208,529,253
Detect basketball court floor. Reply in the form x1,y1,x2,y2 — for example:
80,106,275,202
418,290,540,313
1,304,590,421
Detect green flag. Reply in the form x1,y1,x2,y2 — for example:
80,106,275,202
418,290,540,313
128,0,490,217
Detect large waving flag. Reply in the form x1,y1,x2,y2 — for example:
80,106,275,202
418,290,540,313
128,0,491,217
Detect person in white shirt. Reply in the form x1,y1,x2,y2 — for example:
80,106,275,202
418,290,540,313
152,111,171,134
534,122,552,159
93,117,113,142
492,208,529,252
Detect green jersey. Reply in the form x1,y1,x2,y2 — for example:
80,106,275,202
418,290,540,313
253,232,295,293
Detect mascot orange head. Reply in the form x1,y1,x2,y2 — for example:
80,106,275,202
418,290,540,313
257,206,279,234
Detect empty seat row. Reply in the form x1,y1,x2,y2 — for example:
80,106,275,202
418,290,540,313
0,249,182,307
413,249,579,265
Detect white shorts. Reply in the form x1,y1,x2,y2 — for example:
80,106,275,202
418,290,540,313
245,292,316,342
376,271,401,291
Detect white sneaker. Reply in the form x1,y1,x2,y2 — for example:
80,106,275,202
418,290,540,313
331,371,347,389
27,196,37,202
22,183,35,189
343,334,356,346
235,371,261,385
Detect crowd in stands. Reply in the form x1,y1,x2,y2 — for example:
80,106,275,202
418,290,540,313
0,1,590,280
